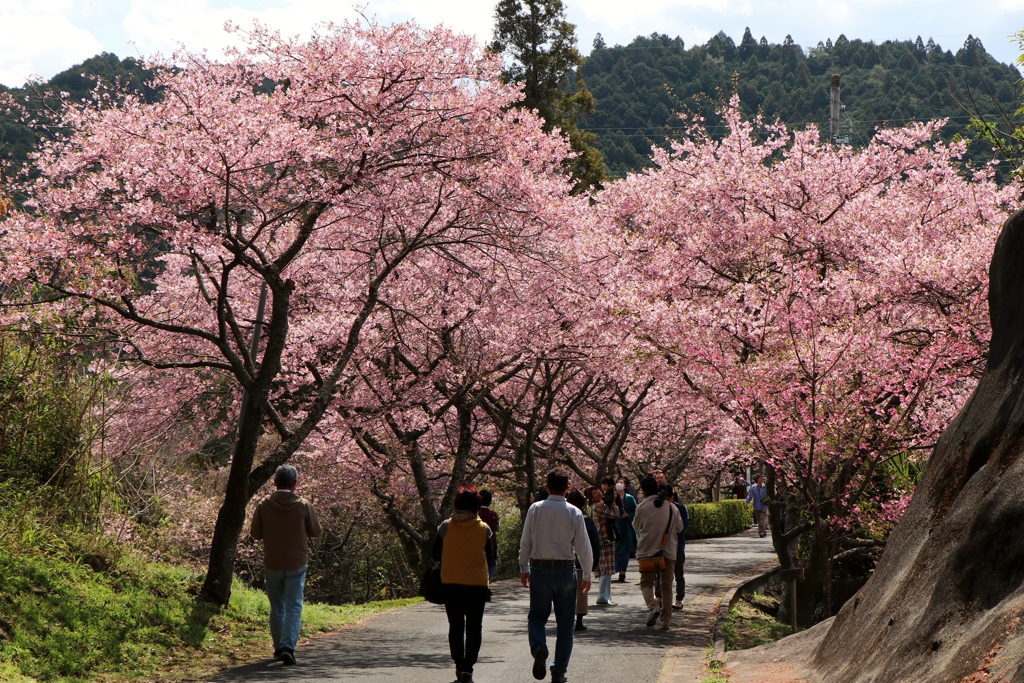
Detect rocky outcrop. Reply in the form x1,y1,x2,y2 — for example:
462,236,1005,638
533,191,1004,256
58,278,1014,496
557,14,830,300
809,209,1024,682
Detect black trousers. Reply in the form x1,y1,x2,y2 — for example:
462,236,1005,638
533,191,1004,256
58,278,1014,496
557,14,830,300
675,546,686,600
444,585,488,674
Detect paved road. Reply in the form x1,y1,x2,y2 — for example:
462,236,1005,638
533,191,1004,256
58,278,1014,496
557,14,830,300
215,529,777,683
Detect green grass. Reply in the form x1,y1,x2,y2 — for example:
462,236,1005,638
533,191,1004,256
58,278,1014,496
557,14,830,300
701,642,729,683
0,532,420,682
719,597,791,652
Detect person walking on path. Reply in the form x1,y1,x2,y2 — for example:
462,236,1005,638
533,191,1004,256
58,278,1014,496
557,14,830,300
633,475,684,630
249,464,322,666
478,489,500,581
613,477,637,583
433,486,495,683
520,469,594,683
746,475,769,537
670,491,690,609
588,484,623,605
566,489,601,632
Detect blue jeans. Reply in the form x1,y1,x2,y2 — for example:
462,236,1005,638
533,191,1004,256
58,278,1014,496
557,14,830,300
265,565,307,653
527,564,577,674
597,572,612,603
488,559,497,582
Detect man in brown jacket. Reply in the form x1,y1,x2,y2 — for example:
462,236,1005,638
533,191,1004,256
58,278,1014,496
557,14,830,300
250,464,321,665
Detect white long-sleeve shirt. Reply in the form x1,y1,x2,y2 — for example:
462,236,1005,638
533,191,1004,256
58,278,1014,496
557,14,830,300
518,495,593,576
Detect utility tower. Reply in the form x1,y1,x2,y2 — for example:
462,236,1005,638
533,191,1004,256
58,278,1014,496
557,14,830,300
830,74,841,145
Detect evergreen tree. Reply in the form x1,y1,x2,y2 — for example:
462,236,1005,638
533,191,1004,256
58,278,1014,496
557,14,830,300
490,0,607,191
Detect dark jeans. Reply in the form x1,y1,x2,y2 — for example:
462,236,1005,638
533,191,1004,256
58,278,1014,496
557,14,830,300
528,564,577,674
675,547,686,600
444,586,488,674
614,545,631,573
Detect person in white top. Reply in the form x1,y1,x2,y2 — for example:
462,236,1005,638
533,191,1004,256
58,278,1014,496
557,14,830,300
519,469,593,683
632,475,684,630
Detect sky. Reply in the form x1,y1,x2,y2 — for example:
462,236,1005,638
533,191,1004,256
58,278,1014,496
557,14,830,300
2,0,1023,88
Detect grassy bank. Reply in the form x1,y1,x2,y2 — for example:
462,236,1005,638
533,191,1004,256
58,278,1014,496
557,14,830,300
720,596,791,652
0,535,419,682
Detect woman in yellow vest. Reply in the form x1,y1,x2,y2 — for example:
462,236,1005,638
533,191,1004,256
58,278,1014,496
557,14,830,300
432,486,495,683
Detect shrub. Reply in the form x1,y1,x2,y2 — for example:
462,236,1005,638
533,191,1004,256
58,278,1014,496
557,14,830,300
685,500,753,539
494,501,523,581
0,334,106,520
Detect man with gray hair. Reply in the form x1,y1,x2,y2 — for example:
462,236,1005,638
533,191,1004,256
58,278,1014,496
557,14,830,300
250,464,321,665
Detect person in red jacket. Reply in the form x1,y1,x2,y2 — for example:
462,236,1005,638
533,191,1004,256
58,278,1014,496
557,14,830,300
249,464,321,666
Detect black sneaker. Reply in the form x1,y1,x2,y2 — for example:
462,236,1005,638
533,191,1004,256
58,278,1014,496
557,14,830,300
532,645,548,680
616,573,626,583
551,668,567,683
574,621,587,632
646,608,661,627
273,649,282,660
280,650,296,666
459,672,474,683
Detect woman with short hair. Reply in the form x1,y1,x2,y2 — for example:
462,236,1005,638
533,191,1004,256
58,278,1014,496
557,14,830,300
432,486,494,683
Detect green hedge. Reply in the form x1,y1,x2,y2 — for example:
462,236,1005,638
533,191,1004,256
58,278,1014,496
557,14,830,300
685,500,753,539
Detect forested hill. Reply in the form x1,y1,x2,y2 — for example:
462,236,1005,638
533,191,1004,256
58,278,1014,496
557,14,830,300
0,53,156,171
1,33,1021,181
580,31,1023,177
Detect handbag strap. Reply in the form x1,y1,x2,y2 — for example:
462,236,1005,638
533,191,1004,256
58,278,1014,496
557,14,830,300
660,504,676,546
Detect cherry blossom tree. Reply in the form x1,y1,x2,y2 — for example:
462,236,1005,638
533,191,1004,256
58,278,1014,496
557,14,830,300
601,100,1019,624
0,20,576,605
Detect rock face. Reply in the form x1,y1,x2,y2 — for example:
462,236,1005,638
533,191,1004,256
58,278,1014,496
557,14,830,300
809,209,1024,682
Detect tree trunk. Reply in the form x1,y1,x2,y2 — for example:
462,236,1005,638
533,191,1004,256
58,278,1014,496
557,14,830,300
199,396,265,605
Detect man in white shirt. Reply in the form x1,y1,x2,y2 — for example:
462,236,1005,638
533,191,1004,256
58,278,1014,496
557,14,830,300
519,469,593,683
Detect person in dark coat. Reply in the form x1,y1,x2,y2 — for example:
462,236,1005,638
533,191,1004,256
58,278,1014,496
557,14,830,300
432,486,494,683
566,488,601,631
614,476,638,582
670,491,690,608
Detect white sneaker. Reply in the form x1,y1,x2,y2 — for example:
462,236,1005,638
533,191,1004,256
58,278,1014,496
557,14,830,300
672,600,683,608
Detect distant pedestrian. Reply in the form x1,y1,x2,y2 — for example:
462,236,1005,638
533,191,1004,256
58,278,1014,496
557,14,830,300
433,486,495,683
653,469,669,488
731,475,748,500
478,489,501,581
746,475,769,537
249,464,322,666
614,476,638,582
566,488,601,632
520,469,593,683
633,475,683,630
670,491,690,608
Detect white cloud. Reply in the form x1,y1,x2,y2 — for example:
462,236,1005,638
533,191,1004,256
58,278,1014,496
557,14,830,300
0,7,104,86
121,0,495,64
1,0,1023,87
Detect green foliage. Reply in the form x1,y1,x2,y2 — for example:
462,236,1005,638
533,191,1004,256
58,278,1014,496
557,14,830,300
720,599,790,651
685,500,753,539
494,500,523,580
580,31,1022,177
490,0,607,191
300,506,420,604
965,31,1024,177
0,492,418,682
0,335,108,520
